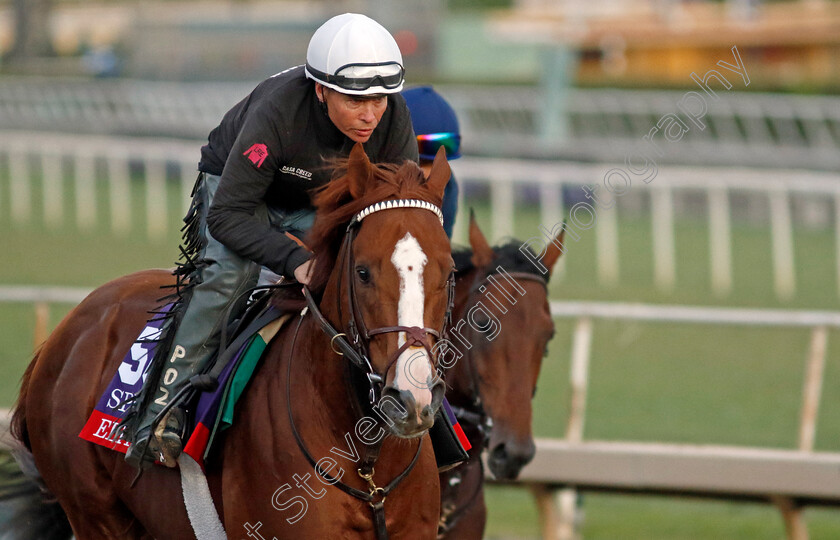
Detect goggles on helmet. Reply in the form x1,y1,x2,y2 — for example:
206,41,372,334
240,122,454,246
306,61,405,92
417,132,461,160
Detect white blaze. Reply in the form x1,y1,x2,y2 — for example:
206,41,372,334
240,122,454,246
390,232,433,410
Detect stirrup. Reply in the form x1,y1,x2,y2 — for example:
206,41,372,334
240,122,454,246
124,408,185,469
124,427,159,470
155,408,186,466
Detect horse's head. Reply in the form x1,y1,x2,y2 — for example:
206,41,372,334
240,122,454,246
450,214,564,480
307,144,453,439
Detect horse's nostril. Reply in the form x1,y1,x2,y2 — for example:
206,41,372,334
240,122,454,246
380,387,412,420
420,405,433,420
490,443,507,461
430,381,445,410
490,440,535,468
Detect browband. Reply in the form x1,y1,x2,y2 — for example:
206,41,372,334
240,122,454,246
352,199,444,226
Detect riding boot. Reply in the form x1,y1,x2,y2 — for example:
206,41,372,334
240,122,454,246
124,173,261,469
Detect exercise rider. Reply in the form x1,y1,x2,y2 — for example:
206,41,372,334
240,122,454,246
124,13,417,469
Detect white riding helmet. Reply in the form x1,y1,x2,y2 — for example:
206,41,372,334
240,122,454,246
305,13,405,96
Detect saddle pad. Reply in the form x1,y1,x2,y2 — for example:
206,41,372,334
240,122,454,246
78,306,289,468
183,314,289,469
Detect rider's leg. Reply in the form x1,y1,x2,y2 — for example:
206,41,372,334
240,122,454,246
125,172,260,468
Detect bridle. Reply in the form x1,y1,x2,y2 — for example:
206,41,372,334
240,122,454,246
290,198,455,540
438,267,547,538
305,198,455,406
448,267,547,449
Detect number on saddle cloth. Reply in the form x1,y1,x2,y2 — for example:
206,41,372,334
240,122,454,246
78,303,176,453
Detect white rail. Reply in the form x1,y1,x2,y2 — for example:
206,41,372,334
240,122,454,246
0,285,92,304
2,130,839,301
452,158,840,301
1,80,839,168
549,300,840,327
5,285,839,326
532,301,834,540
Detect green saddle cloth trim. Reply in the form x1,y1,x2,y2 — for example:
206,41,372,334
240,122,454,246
202,335,261,461
202,315,288,462
221,335,268,429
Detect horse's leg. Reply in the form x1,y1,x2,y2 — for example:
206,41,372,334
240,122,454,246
28,434,156,539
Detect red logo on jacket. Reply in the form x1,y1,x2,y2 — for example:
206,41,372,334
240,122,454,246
243,143,269,167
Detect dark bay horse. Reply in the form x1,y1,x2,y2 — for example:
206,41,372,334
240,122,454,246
437,214,564,539
11,143,454,539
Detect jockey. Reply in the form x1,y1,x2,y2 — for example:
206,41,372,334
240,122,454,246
401,86,462,238
124,13,418,468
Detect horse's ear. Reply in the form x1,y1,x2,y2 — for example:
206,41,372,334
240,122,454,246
347,142,373,199
468,209,494,267
541,223,566,276
425,146,450,201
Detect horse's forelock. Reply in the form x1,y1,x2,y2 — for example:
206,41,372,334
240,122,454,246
306,159,436,294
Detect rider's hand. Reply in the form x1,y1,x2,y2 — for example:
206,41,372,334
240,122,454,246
293,259,313,286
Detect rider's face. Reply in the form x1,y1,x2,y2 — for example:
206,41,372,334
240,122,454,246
316,84,388,143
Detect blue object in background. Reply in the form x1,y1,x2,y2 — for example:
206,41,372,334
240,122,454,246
441,174,459,238
403,85,462,238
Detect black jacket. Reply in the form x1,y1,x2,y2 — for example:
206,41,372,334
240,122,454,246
201,65,418,278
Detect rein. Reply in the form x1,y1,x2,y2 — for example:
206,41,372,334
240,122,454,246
285,312,423,540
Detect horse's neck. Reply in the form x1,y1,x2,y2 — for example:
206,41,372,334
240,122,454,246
293,317,359,427
284,278,378,441
277,300,422,487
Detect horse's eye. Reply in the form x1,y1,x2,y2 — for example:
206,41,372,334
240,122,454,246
356,266,371,284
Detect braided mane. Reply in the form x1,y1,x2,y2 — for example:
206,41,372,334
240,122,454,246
306,158,442,294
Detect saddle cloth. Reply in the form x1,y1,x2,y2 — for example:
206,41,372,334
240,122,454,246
78,305,289,469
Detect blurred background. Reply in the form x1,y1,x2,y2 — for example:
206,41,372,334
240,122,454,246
1,0,840,538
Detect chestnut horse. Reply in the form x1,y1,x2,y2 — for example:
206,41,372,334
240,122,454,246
11,144,454,539
437,213,564,539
